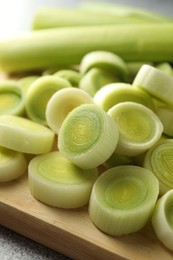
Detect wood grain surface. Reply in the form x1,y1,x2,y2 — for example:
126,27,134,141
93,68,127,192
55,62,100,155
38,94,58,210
0,171,173,260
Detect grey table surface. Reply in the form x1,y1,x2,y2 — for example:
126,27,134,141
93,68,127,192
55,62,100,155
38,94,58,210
0,0,173,259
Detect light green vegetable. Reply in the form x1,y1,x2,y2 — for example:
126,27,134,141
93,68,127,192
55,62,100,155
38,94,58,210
89,165,159,236
0,146,27,182
152,189,173,251
25,75,72,125
58,104,119,169
54,69,81,87
108,102,163,156
156,62,173,77
1,24,173,73
28,151,98,208
46,88,94,134
0,115,55,154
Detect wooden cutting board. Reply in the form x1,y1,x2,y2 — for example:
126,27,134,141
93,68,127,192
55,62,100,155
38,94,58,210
0,73,173,259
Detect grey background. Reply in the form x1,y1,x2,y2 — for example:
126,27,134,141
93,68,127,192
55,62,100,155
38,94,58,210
0,0,173,259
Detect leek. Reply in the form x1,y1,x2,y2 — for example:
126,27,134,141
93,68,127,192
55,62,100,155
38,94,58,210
58,104,119,169
89,165,159,236
54,69,82,88
28,151,98,208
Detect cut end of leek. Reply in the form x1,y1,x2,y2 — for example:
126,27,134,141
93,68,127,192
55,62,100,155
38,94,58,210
58,104,119,169
28,151,98,208
108,102,163,156
89,165,159,236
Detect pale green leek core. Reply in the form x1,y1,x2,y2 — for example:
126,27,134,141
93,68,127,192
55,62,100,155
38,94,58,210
89,165,159,236
80,51,128,81
0,80,25,116
133,64,173,106
0,146,27,182
58,104,119,169
108,102,163,157
25,75,72,125
28,151,98,208
152,189,173,252
0,115,55,154
144,139,173,195
94,83,155,112
46,88,93,134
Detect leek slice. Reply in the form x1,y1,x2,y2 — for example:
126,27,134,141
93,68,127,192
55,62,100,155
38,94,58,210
152,189,173,252
156,62,173,77
58,104,119,169
108,102,163,156
28,151,98,208
94,83,155,112
0,146,27,182
89,165,159,236
54,69,82,87
80,51,128,81
144,139,173,195
0,80,25,116
133,64,173,106
79,68,119,97
25,75,72,125
19,75,39,96
0,115,55,154
46,88,93,134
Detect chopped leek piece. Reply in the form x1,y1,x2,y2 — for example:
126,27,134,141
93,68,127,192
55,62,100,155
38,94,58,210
0,146,27,182
156,62,173,77
0,115,55,154
80,51,128,81
54,69,82,87
0,80,25,116
25,75,72,125
89,165,159,236
28,151,98,208
94,83,155,112
58,104,119,169
152,189,173,252
46,88,93,134
79,68,119,97
144,139,173,195
19,75,39,96
108,102,163,156
133,64,173,106
155,105,173,137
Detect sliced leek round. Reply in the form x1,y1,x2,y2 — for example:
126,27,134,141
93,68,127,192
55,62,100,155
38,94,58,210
28,151,98,208
80,51,128,81
156,62,173,77
46,88,93,134
0,115,55,154
19,75,39,96
89,165,159,236
0,146,27,182
152,189,173,252
54,69,82,87
79,68,119,97
0,80,25,116
58,104,119,169
133,64,173,106
25,75,72,125
94,83,155,112
144,139,173,195
155,105,173,137
108,102,163,156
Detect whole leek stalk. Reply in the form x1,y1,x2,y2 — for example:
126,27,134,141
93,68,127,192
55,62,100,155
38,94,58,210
1,24,173,73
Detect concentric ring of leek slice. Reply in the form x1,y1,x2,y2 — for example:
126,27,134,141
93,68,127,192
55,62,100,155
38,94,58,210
46,88,93,134
0,80,25,116
108,102,163,157
54,69,82,87
94,83,155,112
0,146,27,182
28,151,98,208
133,64,173,106
58,104,119,169
80,51,128,81
152,189,173,252
79,68,119,97
25,75,72,125
89,165,159,236
0,115,55,154
144,139,173,195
